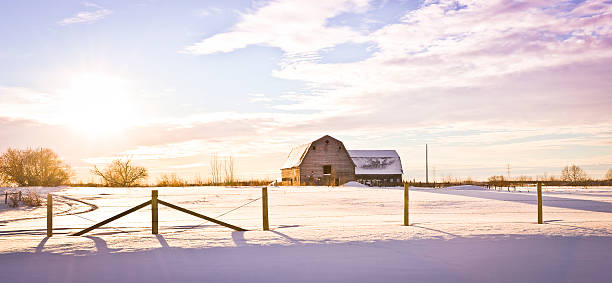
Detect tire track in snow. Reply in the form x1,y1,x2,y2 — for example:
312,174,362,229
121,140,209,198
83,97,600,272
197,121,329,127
0,194,98,223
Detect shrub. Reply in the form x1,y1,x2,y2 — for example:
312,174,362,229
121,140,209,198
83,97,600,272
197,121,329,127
0,148,71,186
22,190,42,207
92,159,148,187
157,173,187,187
8,191,20,208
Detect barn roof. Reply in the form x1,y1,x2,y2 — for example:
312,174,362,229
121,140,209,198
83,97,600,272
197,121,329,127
281,142,312,169
348,150,403,175
281,135,355,169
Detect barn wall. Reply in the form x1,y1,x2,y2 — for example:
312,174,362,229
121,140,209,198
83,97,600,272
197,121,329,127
355,174,403,187
281,168,300,185
299,137,355,185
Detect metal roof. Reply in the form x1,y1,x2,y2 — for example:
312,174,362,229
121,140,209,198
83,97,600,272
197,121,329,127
348,150,403,175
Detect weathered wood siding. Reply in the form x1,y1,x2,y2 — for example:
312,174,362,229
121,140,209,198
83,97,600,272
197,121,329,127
281,168,300,185
355,174,403,187
298,136,355,185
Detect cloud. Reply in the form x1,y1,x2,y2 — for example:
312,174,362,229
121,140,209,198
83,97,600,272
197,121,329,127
248,93,273,103
186,0,611,101
183,0,370,55
0,86,57,122
59,3,112,25
277,0,611,85
175,0,612,180
197,7,223,17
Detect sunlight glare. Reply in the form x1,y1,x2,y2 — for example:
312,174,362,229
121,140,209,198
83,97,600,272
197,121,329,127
60,73,136,136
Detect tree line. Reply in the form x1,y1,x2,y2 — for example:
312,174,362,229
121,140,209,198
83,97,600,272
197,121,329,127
487,164,611,187
1,147,611,187
0,147,266,187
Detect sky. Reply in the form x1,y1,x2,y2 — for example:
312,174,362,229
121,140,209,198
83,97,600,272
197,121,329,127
0,0,611,183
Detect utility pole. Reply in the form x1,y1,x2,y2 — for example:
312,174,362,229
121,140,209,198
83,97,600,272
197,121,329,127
507,163,511,180
425,144,429,183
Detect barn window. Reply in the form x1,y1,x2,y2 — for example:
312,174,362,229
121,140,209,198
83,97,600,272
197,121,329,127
325,140,329,144
323,165,331,175
312,146,316,150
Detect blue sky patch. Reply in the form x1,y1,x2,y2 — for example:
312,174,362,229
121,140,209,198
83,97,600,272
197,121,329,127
318,42,379,64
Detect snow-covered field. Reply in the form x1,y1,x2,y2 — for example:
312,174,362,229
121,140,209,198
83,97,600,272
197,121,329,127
1,185,611,282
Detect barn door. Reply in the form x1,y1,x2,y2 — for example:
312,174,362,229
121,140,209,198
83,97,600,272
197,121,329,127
323,165,332,186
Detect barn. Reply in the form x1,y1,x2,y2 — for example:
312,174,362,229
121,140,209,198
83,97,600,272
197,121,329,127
281,135,403,186
281,135,355,186
348,150,403,187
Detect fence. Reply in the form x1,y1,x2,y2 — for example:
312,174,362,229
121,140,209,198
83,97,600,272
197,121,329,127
45,188,270,237
42,183,548,237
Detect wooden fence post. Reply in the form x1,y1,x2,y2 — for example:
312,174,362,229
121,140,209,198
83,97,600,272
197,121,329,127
18,191,22,202
404,183,409,226
152,190,158,234
4,191,7,204
537,182,543,224
262,187,269,231
47,194,52,237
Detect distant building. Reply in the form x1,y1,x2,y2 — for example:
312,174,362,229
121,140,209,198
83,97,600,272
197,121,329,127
281,135,403,186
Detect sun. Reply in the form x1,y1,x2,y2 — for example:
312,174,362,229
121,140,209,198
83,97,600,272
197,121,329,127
60,73,136,136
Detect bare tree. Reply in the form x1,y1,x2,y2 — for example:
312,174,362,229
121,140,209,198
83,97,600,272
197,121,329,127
488,175,506,187
517,175,533,182
224,156,235,185
92,159,148,187
193,173,205,186
561,164,587,183
605,168,612,181
0,147,71,186
210,153,222,185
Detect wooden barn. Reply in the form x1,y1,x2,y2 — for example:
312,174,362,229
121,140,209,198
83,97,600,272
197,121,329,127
281,135,356,186
348,150,403,187
281,135,403,186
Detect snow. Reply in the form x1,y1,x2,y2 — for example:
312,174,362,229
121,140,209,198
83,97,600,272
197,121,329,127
441,185,485,190
342,181,368,187
348,150,403,175
347,150,399,158
1,185,612,282
280,142,311,169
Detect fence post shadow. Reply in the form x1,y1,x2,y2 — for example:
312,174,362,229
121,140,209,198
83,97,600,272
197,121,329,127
156,234,170,248
84,236,118,254
410,223,462,238
271,230,301,244
231,231,248,247
35,237,50,253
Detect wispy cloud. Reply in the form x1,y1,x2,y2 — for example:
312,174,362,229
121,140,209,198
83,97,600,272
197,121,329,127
248,93,273,103
59,3,112,25
197,7,223,17
183,0,370,55
186,0,612,116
